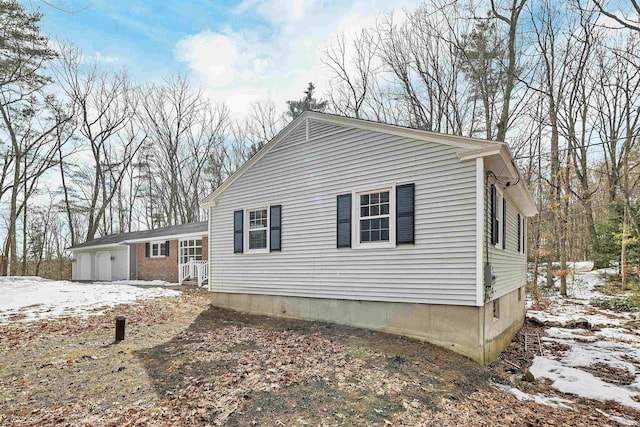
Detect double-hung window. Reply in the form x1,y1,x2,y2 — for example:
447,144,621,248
354,187,395,248
247,208,269,252
150,241,167,258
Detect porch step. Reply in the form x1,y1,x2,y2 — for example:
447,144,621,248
181,278,208,287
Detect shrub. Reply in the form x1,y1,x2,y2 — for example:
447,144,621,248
591,296,640,312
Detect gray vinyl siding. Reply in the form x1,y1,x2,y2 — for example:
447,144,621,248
209,119,480,306
485,185,527,300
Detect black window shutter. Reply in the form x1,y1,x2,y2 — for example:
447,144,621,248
396,183,415,244
522,218,526,254
234,210,243,253
502,198,507,249
145,242,150,257
337,194,351,248
517,213,521,253
270,205,281,252
165,240,170,256
490,184,498,245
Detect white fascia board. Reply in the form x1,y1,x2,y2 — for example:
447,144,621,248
307,112,499,150
460,144,537,217
69,243,122,252
122,231,207,244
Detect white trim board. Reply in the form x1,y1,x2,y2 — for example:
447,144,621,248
475,157,485,307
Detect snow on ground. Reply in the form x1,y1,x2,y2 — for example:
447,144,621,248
0,276,180,323
527,268,634,327
523,266,640,411
530,357,640,410
493,383,574,410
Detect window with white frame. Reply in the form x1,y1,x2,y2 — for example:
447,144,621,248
150,241,167,258
357,189,392,244
247,208,268,251
179,239,203,264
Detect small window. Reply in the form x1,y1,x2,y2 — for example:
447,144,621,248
518,287,522,302
355,188,395,247
150,242,167,258
246,208,269,252
359,191,390,242
493,298,500,318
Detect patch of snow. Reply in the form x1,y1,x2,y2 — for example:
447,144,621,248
527,306,628,328
527,267,632,327
494,383,574,410
596,328,640,345
530,357,640,410
522,264,640,412
562,340,640,376
611,415,639,426
93,279,175,287
0,276,180,323
568,261,594,272
595,409,639,426
544,327,597,342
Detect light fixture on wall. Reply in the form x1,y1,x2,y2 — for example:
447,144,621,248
110,256,115,261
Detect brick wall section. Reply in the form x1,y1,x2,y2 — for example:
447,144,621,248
202,237,209,261
136,236,208,283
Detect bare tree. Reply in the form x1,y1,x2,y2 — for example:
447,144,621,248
230,100,285,167
54,44,145,242
376,5,476,134
323,30,379,119
138,76,229,226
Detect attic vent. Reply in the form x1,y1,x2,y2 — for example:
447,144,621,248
305,118,310,141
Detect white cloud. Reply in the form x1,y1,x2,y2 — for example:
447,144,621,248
175,0,420,117
94,52,120,64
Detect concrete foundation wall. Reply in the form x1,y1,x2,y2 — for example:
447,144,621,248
482,285,526,363
210,286,526,364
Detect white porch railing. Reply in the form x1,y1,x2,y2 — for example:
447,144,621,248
178,260,209,287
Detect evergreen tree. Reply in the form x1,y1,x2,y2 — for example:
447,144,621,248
0,0,57,89
286,82,328,120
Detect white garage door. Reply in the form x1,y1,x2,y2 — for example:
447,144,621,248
77,253,92,280
95,251,112,281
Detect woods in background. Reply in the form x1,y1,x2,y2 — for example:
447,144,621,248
2,0,640,286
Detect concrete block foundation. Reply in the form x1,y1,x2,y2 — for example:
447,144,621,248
210,287,526,364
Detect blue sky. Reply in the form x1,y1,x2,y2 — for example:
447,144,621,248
23,0,422,116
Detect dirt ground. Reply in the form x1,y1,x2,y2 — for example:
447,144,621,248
1,288,638,426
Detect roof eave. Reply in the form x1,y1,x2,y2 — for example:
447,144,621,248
202,111,504,207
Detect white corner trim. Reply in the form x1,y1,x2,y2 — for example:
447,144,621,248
476,157,484,307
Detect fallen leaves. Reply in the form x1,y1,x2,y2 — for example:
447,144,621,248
1,289,639,426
